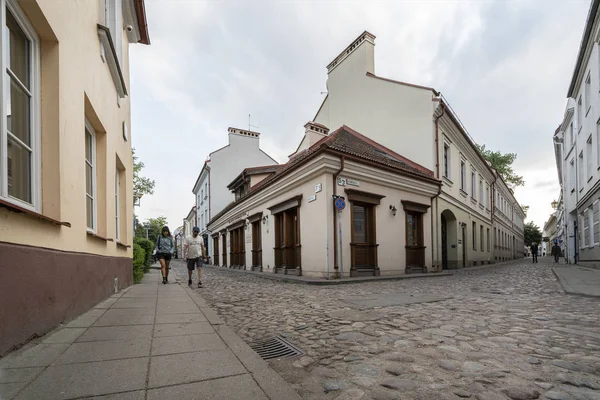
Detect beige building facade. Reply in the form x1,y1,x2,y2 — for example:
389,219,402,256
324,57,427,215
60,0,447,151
208,125,441,279
0,0,149,355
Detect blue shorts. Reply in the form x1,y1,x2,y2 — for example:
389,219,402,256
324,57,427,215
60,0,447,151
187,257,202,271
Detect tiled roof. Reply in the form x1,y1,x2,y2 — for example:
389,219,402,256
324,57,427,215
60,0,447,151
208,125,440,226
244,165,281,175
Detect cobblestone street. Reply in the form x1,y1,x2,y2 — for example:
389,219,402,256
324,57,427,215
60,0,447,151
172,259,600,400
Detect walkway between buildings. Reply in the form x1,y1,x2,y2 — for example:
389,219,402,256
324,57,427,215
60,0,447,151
0,269,301,400
553,264,600,297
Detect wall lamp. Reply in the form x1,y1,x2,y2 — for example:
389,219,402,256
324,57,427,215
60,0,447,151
389,205,397,216
262,215,269,224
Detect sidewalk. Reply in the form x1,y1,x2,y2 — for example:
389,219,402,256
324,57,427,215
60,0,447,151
0,269,301,400
553,264,600,297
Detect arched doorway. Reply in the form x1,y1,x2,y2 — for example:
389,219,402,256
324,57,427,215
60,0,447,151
441,209,459,269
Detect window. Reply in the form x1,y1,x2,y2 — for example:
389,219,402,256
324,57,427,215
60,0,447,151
115,169,120,241
85,121,97,231
485,185,490,209
570,122,575,148
460,160,466,191
587,135,593,180
585,73,591,115
578,96,583,132
204,183,208,198
479,177,483,203
579,151,584,189
443,143,450,179
480,225,484,251
201,189,204,201
597,120,600,167
570,159,576,192
580,214,585,248
205,210,208,228
589,207,595,247
494,228,497,247
486,228,490,252
103,0,123,63
471,170,476,198
472,221,476,250
584,210,590,247
1,4,39,209
201,214,204,231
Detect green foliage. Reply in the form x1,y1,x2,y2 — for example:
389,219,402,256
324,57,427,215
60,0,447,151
134,237,154,271
524,221,542,247
135,216,169,243
133,243,146,284
133,148,155,200
477,145,525,189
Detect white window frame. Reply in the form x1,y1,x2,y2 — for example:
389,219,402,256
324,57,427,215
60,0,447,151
589,206,594,247
585,73,591,116
104,0,123,64
204,182,208,199
85,120,97,232
597,119,600,167
0,1,41,212
443,142,450,179
570,159,576,192
115,169,120,241
578,96,583,133
587,134,593,180
594,200,600,246
485,185,490,209
570,122,574,148
471,169,476,199
579,151,584,191
460,158,466,192
479,177,483,203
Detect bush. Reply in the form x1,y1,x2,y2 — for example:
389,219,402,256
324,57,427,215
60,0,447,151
133,243,146,284
135,237,154,272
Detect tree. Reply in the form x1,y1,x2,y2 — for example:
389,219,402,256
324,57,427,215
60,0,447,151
135,216,168,243
133,148,155,201
477,145,525,189
521,205,529,218
524,221,542,247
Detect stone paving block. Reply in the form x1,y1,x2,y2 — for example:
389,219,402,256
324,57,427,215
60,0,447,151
151,333,227,356
0,382,28,400
155,313,207,324
147,374,268,400
54,337,151,365
77,325,153,343
0,367,43,383
153,322,214,337
148,349,246,388
0,344,69,368
65,309,106,328
111,298,156,309
252,367,303,400
93,310,155,326
340,293,452,309
41,327,86,344
15,358,149,400
81,390,146,400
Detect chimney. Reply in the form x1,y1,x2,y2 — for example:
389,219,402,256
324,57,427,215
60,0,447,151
326,31,375,75
304,121,329,147
227,127,260,148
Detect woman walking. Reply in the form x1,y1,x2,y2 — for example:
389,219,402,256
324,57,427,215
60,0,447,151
155,226,175,284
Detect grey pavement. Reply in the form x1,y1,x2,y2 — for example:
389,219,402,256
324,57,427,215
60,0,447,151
0,269,301,400
553,264,600,297
170,258,600,400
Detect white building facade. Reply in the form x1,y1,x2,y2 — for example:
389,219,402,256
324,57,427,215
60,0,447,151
192,128,278,261
554,0,600,266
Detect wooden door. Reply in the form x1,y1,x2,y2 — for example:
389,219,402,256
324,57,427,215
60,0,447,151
405,211,425,267
252,221,262,267
351,203,376,268
222,233,227,266
274,213,284,267
237,227,246,267
441,214,448,270
461,225,466,267
213,237,219,266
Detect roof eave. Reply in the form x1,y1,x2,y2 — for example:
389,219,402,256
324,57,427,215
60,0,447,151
134,0,150,45
567,0,600,97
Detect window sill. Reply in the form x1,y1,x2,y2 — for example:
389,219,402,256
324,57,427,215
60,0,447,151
586,106,591,117
0,198,71,227
97,24,127,98
87,231,114,242
459,189,468,198
479,204,485,210
116,241,131,249
589,176,594,183
571,189,575,194
442,176,453,185
470,198,477,205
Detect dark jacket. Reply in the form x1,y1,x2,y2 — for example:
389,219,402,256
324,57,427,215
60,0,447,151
551,245,561,256
530,244,539,255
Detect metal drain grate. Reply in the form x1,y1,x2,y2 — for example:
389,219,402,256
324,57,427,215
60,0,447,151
248,335,304,360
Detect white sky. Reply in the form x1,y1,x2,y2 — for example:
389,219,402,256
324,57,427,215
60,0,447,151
130,0,591,231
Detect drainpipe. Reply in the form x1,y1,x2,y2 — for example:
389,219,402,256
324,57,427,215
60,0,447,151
332,156,345,279
208,169,211,261
433,102,445,271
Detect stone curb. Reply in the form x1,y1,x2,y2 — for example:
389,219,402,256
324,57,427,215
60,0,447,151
552,267,600,298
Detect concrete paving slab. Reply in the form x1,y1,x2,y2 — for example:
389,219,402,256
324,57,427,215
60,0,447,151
81,390,146,400
151,333,227,356
76,325,153,343
0,381,27,400
147,374,268,400
93,297,119,309
155,313,207,324
0,344,69,368
252,367,303,400
54,338,151,365
148,349,246,388
0,367,43,383
41,328,86,344
553,266,600,297
214,325,268,373
93,310,155,327
153,322,214,337
156,304,200,314
65,309,106,328
111,298,156,309
15,357,149,400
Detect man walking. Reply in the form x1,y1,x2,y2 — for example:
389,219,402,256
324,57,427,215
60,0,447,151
530,242,539,263
551,241,561,264
183,227,206,287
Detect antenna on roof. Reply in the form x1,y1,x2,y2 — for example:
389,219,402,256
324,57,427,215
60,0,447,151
248,114,259,131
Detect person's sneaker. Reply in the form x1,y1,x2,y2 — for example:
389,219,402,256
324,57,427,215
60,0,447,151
162,277,166,284
188,279,192,285
198,281,203,288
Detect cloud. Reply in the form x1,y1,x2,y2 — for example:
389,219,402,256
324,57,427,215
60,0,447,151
130,0,589,230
